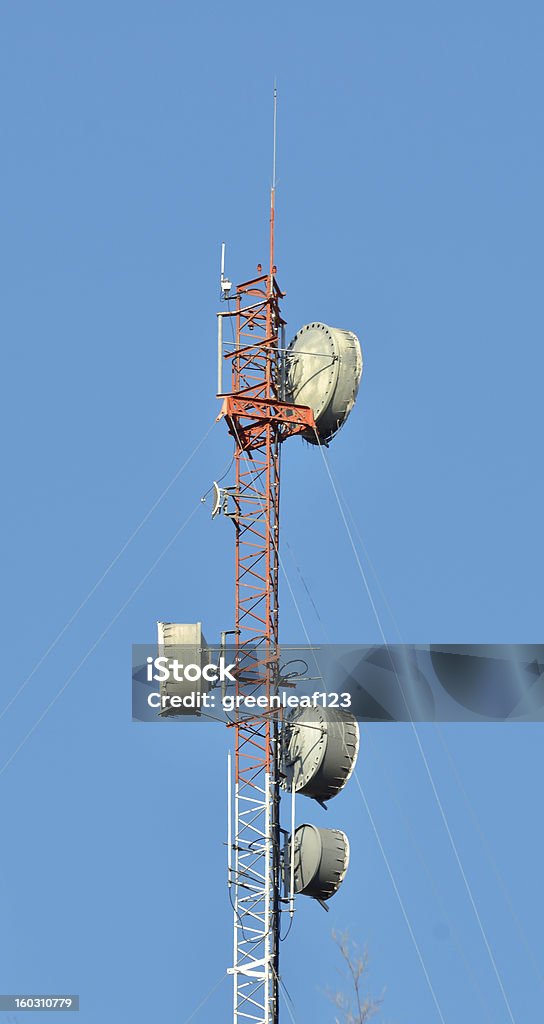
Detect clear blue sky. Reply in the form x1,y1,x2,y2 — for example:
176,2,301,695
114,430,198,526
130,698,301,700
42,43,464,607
1,2,543,1022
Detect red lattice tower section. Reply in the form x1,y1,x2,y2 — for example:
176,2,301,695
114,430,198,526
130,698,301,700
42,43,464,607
217,188,315,1024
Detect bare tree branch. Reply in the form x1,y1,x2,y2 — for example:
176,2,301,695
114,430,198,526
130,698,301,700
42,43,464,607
326,930,383,1023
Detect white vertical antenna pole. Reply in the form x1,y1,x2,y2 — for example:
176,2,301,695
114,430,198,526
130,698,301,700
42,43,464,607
264,771,271,1024
232,776,240,1023
217,313,223,394
290,777,296,917
227,750,232,886
221,241,226,280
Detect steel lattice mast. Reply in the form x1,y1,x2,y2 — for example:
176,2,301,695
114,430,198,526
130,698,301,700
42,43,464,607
217,92,315,1024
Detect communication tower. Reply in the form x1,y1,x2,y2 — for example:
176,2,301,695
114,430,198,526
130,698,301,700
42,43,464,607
159,90,363,1024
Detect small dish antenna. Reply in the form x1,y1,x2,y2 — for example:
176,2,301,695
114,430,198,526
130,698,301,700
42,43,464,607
212,481,224,519
211,482,238,520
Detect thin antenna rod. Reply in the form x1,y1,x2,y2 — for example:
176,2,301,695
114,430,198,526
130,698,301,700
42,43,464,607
272,82,277,191
270,83,277,282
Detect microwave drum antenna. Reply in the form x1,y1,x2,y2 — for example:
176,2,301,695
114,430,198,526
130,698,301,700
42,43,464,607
156,622,210,717
289,823,350,901
285,322,362,444
280,706,359,803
